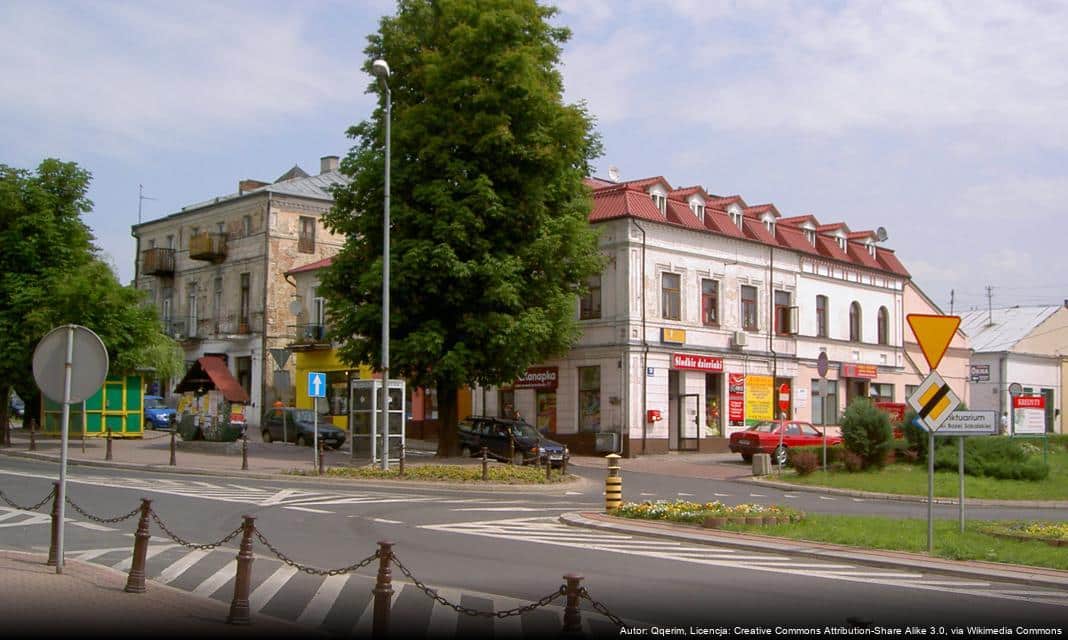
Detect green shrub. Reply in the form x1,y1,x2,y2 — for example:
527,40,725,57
840,398,894,468
788,445,843,466
842,450,866,472
791,450,820,476
933,436,1049,481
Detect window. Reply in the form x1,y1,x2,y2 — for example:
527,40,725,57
804,229,816,246
243,215,252,237
877,306,889,345
837,236,846,251
149,239,156,249
166,235,174,249
774,290,791,335
580,275,601,320
236,357,252,399
729,208,743,229
187,282,198,337
870,383,894,402
161,288,173,327
765,219,775,234
811,379,839,425
690,202,705,221
298,216,316,253
578,366,601,432
661,273,680,320
741,285,758,331
239,273,250,331
216,221,225,234
499,389,515,418
651,193,666,214
312,288,326,334
816,295,828,338
701,279,719,326
213,277,223,329
905,385,919,399
849,301,862,342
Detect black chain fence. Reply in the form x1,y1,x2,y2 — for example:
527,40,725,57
0,486,55,512
150,510,245,550
580,587,626,627
65,497,142,524
254,528,380,576
391,552,565,619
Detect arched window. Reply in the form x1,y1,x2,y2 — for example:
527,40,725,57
877,306,889,345
849,302,862,342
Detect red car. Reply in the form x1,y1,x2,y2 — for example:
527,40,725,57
729,421,841,465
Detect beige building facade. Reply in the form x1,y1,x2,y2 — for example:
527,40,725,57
132,157,346,428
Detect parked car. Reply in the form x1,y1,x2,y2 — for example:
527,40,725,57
729,421,842,465
262,406,346,450
9,392,25,419
143,395,177,430
457,416,566,466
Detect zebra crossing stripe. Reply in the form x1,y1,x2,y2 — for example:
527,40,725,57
112,544,176,571
297,574,349,626
250,565,299,610
427,586,464,638
193,559,238,596
157,549,211,585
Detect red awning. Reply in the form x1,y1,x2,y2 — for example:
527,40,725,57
174,356,250,404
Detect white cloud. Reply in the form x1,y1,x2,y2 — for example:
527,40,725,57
0,1,370,157
950,176,1068,221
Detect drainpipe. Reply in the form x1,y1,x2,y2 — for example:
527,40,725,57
260,192,272,425
769,245,778,411
633,220,648,455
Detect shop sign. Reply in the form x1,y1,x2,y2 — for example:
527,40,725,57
513,366,558,390
969,364,990,382
671,353,723,372
728,373,745,426
745,375,774,422
1012,395,1046,435
840,364,878,379
661,328,686,345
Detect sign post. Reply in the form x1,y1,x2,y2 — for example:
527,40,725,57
816,352,829,470
936,410,996,532
32,325,109,574
776,383,790,474
308,372,326,472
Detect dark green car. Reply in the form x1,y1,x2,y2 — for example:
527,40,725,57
262,406,346,449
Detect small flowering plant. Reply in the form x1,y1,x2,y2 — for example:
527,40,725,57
614,499,800,523
1009,521,1068,540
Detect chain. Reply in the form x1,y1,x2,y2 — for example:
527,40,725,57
254,529,380,576
65,497,142,524
150,510,244,550
0,486,55,512
391,553,564,618
579,588,625,627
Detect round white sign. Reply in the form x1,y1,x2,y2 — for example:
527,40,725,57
32,325,109,404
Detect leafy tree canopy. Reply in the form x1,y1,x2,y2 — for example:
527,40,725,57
322,0,603,453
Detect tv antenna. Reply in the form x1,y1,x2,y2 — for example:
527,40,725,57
138,184,157,224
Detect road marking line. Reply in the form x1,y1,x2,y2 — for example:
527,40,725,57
283,506,332,514
193,559,238,597
70,548,126,561
713,493,731,497
639,493,657,496
819,496,835,500
821,571,920,578
782,493,798,498
677,493,694,496
352,582,402,637
112,544,177,571
157,549,211,584
852,498,866,502
427,586,464,638
749,493,766,497
371,518,404,524
0,510,29,522
250,565,299,611
565,491,584,496
996,590,1068,598
70,521,116,532
297,574,350,626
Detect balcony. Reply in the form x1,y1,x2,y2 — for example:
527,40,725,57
298,233,315,254
163,317,198,341
142,248,175,276
287,323,330,350
189,232,228,263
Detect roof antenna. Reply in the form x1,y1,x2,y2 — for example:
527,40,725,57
138,184,157,224
608,166,620,183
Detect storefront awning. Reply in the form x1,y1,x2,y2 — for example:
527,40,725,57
174,356,250,404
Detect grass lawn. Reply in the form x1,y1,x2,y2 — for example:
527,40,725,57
286,463,570,484
779,439,1068,501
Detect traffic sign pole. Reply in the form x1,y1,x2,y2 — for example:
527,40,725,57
57,326,73,574
927,430,934,554
959,437,965,533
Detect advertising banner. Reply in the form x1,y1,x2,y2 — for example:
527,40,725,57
671,353,724,372
728,373,745,433
1012,395,1046,435
513,367,559,390
745,375,774,423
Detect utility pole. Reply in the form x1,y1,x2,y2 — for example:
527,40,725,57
138,184,157,224
986,285,994,326
949,289,954,315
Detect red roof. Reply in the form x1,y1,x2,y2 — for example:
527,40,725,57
706,195,746,209
816,235,852,262
286,257,333,275
742,218,780,246
779,214,820,228
620,176,672,191
847,242,882,270
665,200,707,231
877,248,910,276
743,204,781,219
817,222,849,233
703,208,747,239
669,185,710,201
775,225,821,255
174,356,250,404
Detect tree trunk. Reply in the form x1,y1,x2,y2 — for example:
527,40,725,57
435,384,460,458
1,385,11,447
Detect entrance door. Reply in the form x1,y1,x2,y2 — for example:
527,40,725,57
677,394,700,451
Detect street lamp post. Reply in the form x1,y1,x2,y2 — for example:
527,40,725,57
372,58,391,471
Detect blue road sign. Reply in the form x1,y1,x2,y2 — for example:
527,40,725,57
308,372,326,398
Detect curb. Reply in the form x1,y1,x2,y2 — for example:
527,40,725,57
746,476,1068,509
559,511,1068,590
0,448,592,495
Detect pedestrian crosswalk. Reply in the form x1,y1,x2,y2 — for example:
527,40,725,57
421,517,1068,608
58,543,623,636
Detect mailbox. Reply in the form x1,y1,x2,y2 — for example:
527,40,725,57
646,409,662,423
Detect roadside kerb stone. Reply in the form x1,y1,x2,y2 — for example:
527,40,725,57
747,476,1068,509
559,511,1068,591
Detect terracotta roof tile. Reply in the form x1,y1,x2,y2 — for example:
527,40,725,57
743,218,781,246
703,208,747,239
816,235,851,261
847,242,882,269
776,225,820,255
666,200,707,230
779,214,820,227
707,195,746,209
876,248,910,276
286,257,334,276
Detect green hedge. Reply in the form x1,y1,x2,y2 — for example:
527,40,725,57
788,445,845,467
933,437,1050,481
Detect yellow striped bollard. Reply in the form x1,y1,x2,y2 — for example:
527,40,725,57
604,453,622,512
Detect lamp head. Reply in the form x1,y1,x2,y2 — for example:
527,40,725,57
371,59,391,80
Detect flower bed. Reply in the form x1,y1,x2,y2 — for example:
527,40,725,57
979,521,1068,548
613,500,802,528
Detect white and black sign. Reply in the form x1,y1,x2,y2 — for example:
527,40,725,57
969,364,990,382
935,410,996,436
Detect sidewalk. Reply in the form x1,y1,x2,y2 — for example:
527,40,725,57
2,550,316,638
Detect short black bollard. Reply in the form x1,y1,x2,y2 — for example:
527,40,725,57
124,498,153,593
169,428,176,466
105,427,113,461
227,515,256,625
545,454,552,480
398,443,405,477
561,574,584,634
509,438,515,464
241,433,248,471
46,481,60,566
28,421,36,452
372,541,394,639
562,446,569,475
481,446,488,481
318,440,325,476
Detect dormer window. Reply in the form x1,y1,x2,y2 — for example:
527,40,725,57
690,202,705,221
729,206,743,229
804,229,816,246
764,218,775,235
837,236,846,251
651,193,666,214
867,242,876,258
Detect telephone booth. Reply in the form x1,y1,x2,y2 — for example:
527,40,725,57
349,378,406,463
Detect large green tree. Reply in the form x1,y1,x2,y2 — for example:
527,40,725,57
322,0,603,456
0,159,182,444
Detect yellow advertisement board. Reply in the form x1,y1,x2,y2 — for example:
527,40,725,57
745,375,774,422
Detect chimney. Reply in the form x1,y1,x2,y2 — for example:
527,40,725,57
320,155,339,174
239,179,269,194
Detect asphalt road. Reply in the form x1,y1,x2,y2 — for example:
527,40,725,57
1,456,1065,637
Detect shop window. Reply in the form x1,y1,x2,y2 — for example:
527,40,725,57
741,285,758,331
580,274,601,320
578,366,601,432
701,279,719,326
811,378,839,425
499,389,515,418
323,371,350,416
870,383,894,402
661,273,680,320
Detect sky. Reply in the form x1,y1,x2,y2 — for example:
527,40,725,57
3,0,1067,314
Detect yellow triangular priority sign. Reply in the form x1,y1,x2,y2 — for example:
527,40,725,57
907,314,960,370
